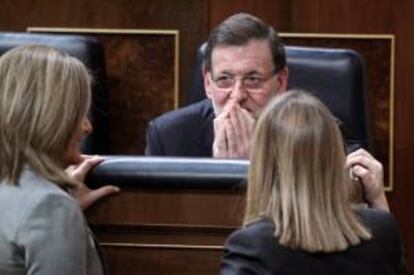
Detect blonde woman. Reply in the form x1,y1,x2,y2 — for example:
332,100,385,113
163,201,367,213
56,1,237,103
221,90,405,274
0,45,117,274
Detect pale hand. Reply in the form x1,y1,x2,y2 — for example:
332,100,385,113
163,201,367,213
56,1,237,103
346,148,389,212
66,155,120,210
213,104,255,159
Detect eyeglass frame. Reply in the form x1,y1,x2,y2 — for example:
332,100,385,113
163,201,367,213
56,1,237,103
211,69,279,90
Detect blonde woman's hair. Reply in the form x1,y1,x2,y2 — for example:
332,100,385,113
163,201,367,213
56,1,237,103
245,90,371,252
0,45,91,187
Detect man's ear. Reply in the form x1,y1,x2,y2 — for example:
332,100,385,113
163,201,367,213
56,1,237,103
276,66,289,93
203,68,214,99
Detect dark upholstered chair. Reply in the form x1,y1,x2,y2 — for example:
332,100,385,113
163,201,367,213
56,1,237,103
186,43,372,151
0,32,110,154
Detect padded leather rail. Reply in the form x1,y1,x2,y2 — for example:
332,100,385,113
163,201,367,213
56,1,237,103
87,156,248,189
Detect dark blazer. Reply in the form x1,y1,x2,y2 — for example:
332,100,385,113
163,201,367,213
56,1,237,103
146,98,361,157
145,99,214,156
221,208,406,275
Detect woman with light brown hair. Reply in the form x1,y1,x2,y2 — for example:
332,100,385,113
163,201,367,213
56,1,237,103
221,90,406,274
0,45,117,274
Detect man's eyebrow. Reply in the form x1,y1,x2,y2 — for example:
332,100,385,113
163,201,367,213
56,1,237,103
216,70,233,76
244,71,263,76
215,70,264,76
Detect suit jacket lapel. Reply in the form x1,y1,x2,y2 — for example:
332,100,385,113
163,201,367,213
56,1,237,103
192,100,215,156
88,226,110,275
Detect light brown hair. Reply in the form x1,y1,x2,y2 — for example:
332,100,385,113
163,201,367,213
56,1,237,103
0,45,91,187
245,90,371,252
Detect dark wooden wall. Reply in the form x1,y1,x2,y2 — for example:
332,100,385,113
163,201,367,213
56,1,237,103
0,0,209,105
2,0,414,271
86,186,245,274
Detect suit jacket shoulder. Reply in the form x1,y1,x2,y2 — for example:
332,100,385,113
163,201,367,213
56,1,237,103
357,208,406,271
146,99,215,156
0,168,104,275
221,209,406,275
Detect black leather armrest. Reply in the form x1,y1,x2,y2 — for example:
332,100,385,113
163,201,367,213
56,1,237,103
86,156,248,189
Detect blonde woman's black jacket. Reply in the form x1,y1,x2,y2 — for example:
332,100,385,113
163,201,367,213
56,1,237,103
221,208,407,275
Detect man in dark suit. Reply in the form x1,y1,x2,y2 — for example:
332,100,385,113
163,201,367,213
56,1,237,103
146,13,288,159
145,13,390,212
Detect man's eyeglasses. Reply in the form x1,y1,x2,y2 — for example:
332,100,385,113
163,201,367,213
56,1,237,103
212,72,277,90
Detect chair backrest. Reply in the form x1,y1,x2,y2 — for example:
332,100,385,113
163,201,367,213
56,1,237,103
186,43,372,150
0,32,110,154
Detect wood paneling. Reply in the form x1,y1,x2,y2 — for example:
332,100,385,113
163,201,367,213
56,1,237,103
0,0,208,154
390,1,414,273
86,187,245,275
209,0,291,31
29,28,178,154
0,0,209,106
101,245,223,275
289,1,393,33
86,187,244,226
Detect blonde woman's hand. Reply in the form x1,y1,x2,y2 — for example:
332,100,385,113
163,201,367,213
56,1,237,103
66,155,120,210
346,148,389,212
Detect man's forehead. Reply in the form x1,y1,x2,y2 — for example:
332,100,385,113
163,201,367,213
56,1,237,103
211,39,271,54
210,39,275,73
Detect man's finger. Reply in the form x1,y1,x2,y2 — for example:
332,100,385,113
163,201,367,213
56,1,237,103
213,119,229,158
238,106,255,136
229,108,242,141
346,148,373,161
226,119,237,156
213,114,225,134
346,155,381,171
346,149,380,169
221,100,236,117
351,165,369,178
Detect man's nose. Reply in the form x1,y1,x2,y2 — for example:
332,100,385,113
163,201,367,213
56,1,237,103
230,80,247,102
